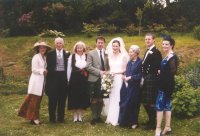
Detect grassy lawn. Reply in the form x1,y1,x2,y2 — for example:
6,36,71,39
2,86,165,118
0,34,200,136
0,95,199,136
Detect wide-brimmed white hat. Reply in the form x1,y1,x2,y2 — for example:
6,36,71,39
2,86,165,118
33,41,51,50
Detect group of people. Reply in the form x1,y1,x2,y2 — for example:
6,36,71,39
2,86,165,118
17,33,178,136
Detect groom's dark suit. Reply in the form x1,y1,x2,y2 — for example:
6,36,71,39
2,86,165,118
45,50,70,123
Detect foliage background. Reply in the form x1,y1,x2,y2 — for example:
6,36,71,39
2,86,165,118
1,0,200,36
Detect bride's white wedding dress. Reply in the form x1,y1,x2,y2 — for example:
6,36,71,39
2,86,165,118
105,54,124,126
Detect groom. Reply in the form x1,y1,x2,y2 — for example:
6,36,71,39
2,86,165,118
86,36,109,125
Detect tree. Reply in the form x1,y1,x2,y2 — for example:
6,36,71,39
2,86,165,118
135,7,143,36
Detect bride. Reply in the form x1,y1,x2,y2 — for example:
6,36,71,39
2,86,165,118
103,37,128,126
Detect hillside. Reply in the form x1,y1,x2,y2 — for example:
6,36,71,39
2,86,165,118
0,34,200,79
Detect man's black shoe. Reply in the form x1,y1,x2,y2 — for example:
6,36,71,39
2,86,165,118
96,118,104,123
90,119,96,125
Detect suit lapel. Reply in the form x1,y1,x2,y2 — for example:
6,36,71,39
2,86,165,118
94,50,101,65
53,50,57,67
143,47,155,64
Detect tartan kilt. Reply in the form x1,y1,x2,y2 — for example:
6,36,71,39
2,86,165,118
141,74,158,104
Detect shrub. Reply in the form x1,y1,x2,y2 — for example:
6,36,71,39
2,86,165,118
171,16,189,32
146,23,168,34
21,49,35,70
184,59,200,88
172,87,200,117
123,24,139,36
0,76,27,95
82,23,101,37
38,29,65,37
172,75,200,118
193,25,200,40
0,28,10,37
106,24,118,34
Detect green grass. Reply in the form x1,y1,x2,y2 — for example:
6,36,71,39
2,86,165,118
0,95,199,136
0,34,200,136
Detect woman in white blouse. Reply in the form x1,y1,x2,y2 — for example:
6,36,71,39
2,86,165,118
67,41,90,122
18,41,51,125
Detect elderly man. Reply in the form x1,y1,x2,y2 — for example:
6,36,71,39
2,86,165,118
45,37,70,123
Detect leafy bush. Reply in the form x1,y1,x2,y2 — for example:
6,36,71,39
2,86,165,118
38,29,65,37
82,23,101,37
171,17,189,32
184,59,200,88
193,25,200,40
172,75,200,118
106,24,118,34
0,28,10,37
21,49,35,70
146,23,168,34
123,24,139,36
0,76,27,95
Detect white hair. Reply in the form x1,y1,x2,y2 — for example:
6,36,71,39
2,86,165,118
73,41,86,53
129,45,140,54
55,37,64,45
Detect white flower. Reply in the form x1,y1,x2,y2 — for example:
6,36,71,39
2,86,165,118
101,73,114,96
148,50,153,54
102,74,107,78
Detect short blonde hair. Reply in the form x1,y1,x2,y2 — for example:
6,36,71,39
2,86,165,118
129,45,140,55
73,41,86,53
55,37,64,45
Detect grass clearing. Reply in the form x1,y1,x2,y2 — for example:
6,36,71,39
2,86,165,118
0,33,200,136
0,95,199,136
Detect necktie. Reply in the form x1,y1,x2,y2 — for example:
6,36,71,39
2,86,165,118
100,50,105,71
58,51,62,58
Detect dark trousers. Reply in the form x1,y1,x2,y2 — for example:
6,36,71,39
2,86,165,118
88,79,103,120
48,72,68,122
143,104,156,125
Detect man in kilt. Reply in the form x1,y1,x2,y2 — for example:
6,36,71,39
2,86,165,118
141,33,162,130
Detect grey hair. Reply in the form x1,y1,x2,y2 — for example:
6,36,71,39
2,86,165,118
55,37,64,45
129,45,140,54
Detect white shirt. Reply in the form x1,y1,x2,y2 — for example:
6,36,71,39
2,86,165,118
56,49,63,58
67,53,87,81
75,53,87,69
142,45,155,64
96,48,105,60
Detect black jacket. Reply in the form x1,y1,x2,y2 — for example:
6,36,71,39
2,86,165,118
141,47,162,77
159,54,178,98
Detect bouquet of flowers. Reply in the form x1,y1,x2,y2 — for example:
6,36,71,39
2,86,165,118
101,73,114,97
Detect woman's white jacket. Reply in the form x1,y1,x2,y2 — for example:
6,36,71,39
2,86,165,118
28,53,46,96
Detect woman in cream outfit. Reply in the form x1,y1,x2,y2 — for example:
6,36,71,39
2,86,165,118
18,41,51,125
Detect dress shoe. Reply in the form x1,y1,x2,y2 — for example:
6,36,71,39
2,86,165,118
73,118,78,123
155,127,162,136
90,119,96,125
78,118,83,122
57,120,65,123
162,127,172,136
96,118,104,123
131,124,139,129
31,120,40,125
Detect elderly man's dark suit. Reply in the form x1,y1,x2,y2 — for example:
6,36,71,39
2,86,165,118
141,46,162,129
45,50,70,123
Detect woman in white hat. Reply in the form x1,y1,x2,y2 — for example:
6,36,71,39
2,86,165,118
18,41,51,125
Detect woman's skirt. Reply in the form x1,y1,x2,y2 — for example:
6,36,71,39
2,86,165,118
18,94,42,120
